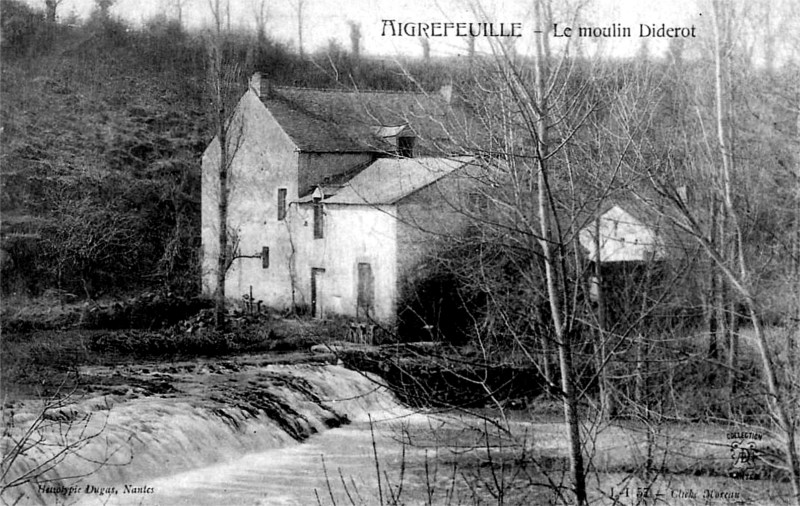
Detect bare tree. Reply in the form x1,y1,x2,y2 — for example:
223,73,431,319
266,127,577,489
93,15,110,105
348,21,360,60
302,1,799,503
709,1,799,499
253,0,267,44
206,0,243,327
623,1,800,501
95,0,114,21
529,0,585,501
290,0,305,58
419,37,430,62
172,0,192,30
44,0,64,23
1,384,130,504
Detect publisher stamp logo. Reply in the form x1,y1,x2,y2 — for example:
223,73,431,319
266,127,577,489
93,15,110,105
727,431,762,479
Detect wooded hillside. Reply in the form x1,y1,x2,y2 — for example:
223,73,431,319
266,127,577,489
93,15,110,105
0,0,456,298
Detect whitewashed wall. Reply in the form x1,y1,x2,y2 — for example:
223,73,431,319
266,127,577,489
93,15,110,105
201,90,300,310
290,203,398,322
579,205,665,262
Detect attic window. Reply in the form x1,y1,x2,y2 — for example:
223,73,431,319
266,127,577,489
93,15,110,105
398,136,415,158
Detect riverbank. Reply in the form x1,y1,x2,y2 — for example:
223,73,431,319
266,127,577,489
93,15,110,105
3,353,794,505
2,315,794,506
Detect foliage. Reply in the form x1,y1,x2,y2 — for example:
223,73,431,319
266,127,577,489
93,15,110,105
1,25,207,297
340,345,545,409
0,0,50,56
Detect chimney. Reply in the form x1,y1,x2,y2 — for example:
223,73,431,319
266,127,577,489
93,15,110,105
249,72,272,98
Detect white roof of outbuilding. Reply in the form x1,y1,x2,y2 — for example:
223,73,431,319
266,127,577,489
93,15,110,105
371,125,411,138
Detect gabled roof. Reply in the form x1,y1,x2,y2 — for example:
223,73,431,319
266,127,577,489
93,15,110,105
264,98,366,152
300,156,473,205
579,198,696,262
580,204,664,262
261,85,466,154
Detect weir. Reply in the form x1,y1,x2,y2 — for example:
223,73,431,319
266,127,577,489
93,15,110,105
2,364,408,506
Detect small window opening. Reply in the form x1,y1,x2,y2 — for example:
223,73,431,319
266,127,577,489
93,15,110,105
313,199,324,239
277,188,287,221
398,136,415,158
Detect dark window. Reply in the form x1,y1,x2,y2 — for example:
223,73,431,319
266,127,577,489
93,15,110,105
261,247,269,268
357,263,374,314
398,136,415,158
313,199,323,239
277,188,287,221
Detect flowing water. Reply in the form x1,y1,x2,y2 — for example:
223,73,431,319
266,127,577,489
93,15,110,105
4,363,415,506
71,414,432,506
4,363,787,506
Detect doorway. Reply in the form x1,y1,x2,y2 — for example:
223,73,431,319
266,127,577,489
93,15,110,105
357,262,374,318
311,268,325,318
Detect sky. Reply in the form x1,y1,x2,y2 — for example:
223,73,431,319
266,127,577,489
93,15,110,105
33,0,710,59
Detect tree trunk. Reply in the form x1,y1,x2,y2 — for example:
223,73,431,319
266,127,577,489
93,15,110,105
727,297,738,397
536,302,553,385
296,0,304,58
225,0,231,32
212,0,228,329
635,263,653,418
714,208,728,368
45,0,57,23
710,1,800,501
533,0,585,502
707,198,719,360
594,219,614,420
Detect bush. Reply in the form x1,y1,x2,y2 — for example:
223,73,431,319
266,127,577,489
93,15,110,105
339,346,545,409
397,272,483,344
80,292,211,330
0,0,48,57
88,326,268,358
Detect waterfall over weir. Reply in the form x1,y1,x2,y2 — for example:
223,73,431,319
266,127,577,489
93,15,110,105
3,363,410,506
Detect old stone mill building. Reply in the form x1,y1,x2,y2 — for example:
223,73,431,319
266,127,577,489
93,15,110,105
201,73,478,324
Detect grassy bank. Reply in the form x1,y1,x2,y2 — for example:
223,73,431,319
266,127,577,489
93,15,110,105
1,311,328,402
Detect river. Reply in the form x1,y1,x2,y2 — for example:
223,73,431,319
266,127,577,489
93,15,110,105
72,415,431,506
5,363,784,506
